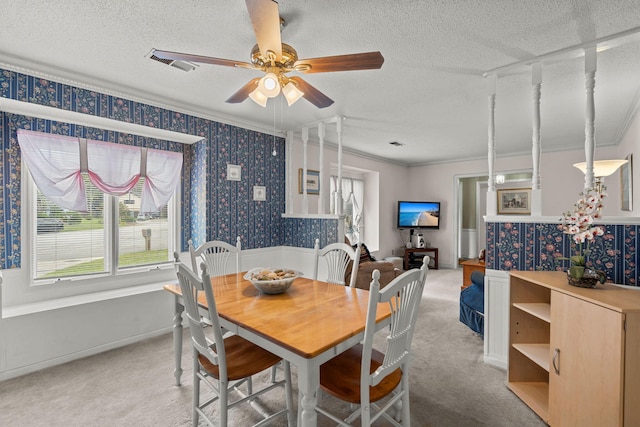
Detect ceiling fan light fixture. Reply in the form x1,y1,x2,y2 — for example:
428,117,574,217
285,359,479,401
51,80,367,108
282,81,304,106
249,88,268,107
259,72,281,98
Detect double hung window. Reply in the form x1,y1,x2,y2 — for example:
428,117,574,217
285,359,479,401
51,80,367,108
19,130,182,282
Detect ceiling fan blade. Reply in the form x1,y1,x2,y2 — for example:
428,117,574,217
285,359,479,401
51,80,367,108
288,77,334,108
245,0,282,61
294,51,384,74
151,49,253,69
226,77,261,103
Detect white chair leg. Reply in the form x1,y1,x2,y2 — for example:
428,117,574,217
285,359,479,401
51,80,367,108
192,351,200,427
400,377,410,425
247,376,253,396
220,378,228,427
284,361,294,427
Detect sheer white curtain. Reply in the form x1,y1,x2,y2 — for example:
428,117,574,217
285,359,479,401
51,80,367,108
352,178,364,238
18,132,86,211
330,176,364,244
17,130,182,213
86,139,141,196
141,148,184,213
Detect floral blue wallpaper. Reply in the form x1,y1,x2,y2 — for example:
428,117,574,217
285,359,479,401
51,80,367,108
487,221,638,286
282,217,339,248
0,68,334,270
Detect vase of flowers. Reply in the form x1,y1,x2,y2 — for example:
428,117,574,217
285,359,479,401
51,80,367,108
559,187,607,288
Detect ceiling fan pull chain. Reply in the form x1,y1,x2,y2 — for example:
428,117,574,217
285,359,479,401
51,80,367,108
272,97,277,156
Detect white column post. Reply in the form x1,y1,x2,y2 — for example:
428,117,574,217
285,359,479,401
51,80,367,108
335,117,344,216
486,74,498,216
302,127,309,214
318,122,325,214
584,47,597,191
286,130,293,214
531,62,543,216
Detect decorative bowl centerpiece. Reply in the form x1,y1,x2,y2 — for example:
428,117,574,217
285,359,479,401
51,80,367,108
244,268,302,295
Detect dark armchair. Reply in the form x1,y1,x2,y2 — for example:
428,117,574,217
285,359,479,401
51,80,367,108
345,242,402,290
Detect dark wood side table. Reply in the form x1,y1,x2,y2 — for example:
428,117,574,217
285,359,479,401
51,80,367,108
403,247,438,270
461,258,485,289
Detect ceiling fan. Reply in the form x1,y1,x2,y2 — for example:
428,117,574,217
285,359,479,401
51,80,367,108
150,0,384,109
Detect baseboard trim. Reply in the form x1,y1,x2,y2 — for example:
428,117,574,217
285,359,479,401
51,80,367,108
0,327,172,381
483,354,507,370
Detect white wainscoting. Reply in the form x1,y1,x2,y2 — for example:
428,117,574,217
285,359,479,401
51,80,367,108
0,246,314,381
483,268,510,370
460,228,478,259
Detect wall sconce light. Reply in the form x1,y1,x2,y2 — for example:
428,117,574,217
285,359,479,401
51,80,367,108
495,174,505,185
573,159,628,192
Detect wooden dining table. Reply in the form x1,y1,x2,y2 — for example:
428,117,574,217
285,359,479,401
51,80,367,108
163,271,391,427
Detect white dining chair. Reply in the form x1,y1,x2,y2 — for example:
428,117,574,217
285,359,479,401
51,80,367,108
175,259,294,427
188,237,241,277
316,256,430,426
312,238,361,287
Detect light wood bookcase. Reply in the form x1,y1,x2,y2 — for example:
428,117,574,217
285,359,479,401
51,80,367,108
508,271,640,426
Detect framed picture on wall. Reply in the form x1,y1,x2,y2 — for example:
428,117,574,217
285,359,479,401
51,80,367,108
227,164,241,181
298,169,320,195
253,186,266,201
621,153,632,211
497,188,531,214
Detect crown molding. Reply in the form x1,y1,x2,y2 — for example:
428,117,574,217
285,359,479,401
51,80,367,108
0,53,282,137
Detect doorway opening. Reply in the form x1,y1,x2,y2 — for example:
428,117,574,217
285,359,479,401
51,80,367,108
455,171,532,265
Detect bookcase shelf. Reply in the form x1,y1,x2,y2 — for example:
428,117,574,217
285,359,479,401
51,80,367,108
512,343,550,372
512,302,550,323
508,271,640,426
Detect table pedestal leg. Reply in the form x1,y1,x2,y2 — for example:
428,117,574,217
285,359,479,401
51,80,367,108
297,364,319,427
172,296,184,386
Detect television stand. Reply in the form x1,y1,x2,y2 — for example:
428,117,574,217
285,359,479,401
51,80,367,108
403,247,438,270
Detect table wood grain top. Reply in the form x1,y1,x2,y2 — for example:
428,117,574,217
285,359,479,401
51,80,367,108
164,272,391,358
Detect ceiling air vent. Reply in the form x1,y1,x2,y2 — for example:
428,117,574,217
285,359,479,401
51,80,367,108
148,50,197,72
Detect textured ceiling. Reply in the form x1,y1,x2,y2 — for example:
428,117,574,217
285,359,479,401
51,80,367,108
1,0,639,166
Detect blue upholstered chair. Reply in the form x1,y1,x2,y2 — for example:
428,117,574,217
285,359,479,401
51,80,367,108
459,270,484,336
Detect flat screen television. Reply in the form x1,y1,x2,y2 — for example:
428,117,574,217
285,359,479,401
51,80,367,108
397,201,441,229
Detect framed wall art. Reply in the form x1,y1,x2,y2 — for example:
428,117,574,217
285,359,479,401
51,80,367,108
497,188,531,214
298,169,320,195
226,164,241,181
253,185,266,201
621,153,632,211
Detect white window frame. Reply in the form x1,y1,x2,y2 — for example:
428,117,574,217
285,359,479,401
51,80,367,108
25,164,180,287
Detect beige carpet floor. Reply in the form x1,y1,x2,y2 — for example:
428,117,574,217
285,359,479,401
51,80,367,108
0,268,546,426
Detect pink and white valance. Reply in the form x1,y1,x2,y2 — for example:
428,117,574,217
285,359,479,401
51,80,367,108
17,129,183,213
